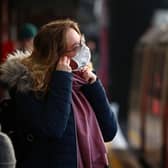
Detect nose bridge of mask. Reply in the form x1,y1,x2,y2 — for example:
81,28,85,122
72,44,91,70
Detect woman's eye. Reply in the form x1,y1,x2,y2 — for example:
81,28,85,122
73,45,81,52
65,43,82,53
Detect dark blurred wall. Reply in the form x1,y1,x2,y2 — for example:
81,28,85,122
9,0,79,27
108,0,163,133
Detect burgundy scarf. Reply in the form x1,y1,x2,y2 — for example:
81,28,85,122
72,73,108,168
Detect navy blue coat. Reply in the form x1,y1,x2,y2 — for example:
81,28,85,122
6,71,117,168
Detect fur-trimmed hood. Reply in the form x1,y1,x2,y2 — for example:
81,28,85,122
0,50,33,92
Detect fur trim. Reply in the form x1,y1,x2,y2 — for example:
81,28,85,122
6,50,31,61
0,50,33,92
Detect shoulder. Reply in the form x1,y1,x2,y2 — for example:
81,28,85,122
0,50,33,93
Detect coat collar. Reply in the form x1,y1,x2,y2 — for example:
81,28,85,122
0,50,33,92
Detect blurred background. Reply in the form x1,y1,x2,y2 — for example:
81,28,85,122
1,0,168,167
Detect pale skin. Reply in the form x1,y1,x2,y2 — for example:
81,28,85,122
56,28,97,84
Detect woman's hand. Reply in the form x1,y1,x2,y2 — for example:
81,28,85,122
56,56,72,72
81,66,97,84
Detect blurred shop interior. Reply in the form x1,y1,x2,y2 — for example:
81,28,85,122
1,0,168,167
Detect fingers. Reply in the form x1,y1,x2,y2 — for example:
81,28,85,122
56,56,96,83
81,66,97,84
81,65,88,72
63,56,71,65
59,56,70,65
56,56,72,72
82,70,90,81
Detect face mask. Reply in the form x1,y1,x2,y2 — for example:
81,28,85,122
71,44,91,71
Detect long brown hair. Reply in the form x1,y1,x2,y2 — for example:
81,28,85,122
22,19,81,93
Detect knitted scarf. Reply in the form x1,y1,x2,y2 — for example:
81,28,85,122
72,73,108,168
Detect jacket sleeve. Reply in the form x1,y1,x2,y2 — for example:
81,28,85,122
81,79,118,142
15,71,72,139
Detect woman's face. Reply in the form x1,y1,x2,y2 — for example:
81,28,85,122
65,28,81,69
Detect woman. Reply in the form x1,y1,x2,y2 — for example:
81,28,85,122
0,19,117,168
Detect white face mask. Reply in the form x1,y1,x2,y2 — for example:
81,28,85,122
71,44,91,71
